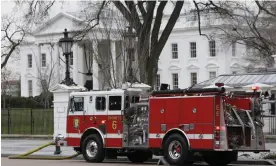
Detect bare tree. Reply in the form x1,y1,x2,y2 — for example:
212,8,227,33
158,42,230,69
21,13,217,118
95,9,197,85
113,1,184,86
1,0,56,69
193,1,276,68
1,15,25,69
1,67,17,109
77,6,140,90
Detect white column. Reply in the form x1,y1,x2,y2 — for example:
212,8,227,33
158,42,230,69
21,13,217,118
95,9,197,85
92,40,99,90
272,55,276,68
55,42,61,84
76,42,85,87
110,40,116,87
72,44,78,85
36,43,42,96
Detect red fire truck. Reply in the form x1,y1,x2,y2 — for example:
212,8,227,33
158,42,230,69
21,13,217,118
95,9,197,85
60,85,268,166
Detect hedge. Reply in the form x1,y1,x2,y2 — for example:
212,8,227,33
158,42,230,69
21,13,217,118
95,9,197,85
1,92,53,109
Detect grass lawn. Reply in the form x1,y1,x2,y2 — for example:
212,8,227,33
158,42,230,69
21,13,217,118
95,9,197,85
1,108,54,135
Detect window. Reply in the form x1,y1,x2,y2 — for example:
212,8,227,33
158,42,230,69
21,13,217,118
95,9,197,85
156,74,160,90
172,43,178,59
191,73,197,85
190,42,196,58
209,72,216,79
232,71,237,74
109,96,122,110
71,97,84,112
96,97,106,111
172,73,179,89
27,54,32,68
28,80,33,96
70,53,73,65
232,41,236,57
41,53,46,67
125,96,140,108
131,96,140,103
209,40,216,57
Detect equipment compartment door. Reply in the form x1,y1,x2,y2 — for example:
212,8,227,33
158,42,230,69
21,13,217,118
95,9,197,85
106,95,123,148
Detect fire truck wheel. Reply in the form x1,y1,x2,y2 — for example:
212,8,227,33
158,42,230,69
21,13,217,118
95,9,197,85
127,150,153,163
163,133,188,165
82,134,105,163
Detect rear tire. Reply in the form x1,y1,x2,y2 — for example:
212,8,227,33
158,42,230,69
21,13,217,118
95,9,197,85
163,133,189,165
82,134,105,163
203,151,237,166
127,150,153,163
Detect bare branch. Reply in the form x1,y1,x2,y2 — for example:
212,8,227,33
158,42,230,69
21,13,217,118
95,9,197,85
193,0,210,40
151,1,167,47
137,1,147,20
255,1,276,18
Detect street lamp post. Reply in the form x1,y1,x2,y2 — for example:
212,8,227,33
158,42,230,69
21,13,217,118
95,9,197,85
124,26,136,83
59,29,76,86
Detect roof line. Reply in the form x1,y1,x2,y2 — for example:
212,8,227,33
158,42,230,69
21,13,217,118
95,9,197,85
32,12,83,35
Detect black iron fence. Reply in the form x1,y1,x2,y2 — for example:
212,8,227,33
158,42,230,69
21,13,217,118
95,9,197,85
1,108,54,135
263,115,276,135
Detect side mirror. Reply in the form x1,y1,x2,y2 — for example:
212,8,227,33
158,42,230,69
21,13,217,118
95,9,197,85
121,109,124,122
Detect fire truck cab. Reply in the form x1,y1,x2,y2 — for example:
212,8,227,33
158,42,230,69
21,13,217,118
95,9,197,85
63,86,268,166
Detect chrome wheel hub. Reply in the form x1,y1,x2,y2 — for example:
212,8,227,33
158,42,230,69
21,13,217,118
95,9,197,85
168,140,182,160
86,140,98,158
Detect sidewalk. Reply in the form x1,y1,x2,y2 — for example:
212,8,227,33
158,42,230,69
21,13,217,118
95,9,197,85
1,139,275,162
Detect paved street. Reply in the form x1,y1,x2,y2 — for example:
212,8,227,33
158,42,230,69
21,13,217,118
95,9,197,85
2,157,275,166
2,139,276,160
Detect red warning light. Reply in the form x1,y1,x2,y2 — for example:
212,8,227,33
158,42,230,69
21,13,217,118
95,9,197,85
252,86,259,90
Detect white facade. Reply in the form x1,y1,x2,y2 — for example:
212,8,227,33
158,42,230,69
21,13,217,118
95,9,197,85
19,11,249,97
157,28,247,89
20,12,123,97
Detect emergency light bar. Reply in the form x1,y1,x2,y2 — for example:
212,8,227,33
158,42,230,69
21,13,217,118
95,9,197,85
215,83,224,87
151,87,226,96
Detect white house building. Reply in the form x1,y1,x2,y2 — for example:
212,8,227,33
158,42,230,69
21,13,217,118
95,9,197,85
19,9,250,97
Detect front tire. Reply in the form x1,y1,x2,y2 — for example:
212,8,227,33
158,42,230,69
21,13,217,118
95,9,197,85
82,134,105,163
127,150,153,163
163,133,189,165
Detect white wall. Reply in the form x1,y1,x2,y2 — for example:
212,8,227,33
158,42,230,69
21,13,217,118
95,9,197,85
157,28,246,89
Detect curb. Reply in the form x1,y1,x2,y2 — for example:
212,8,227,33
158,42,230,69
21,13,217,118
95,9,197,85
2,154,276,165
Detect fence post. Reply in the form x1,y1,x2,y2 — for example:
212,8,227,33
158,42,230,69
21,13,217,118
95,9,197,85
30,109,33,135
7,107,11,134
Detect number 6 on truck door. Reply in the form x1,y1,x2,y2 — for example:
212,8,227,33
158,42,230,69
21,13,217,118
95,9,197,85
106,95,123,147
112,120,117,130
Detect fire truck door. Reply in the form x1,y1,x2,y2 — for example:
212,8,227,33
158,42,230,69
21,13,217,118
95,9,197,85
89,95,107,136
67,96,87,134
106,95,123,147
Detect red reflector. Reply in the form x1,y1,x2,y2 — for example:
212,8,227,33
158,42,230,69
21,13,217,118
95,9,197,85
215,126,226,131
